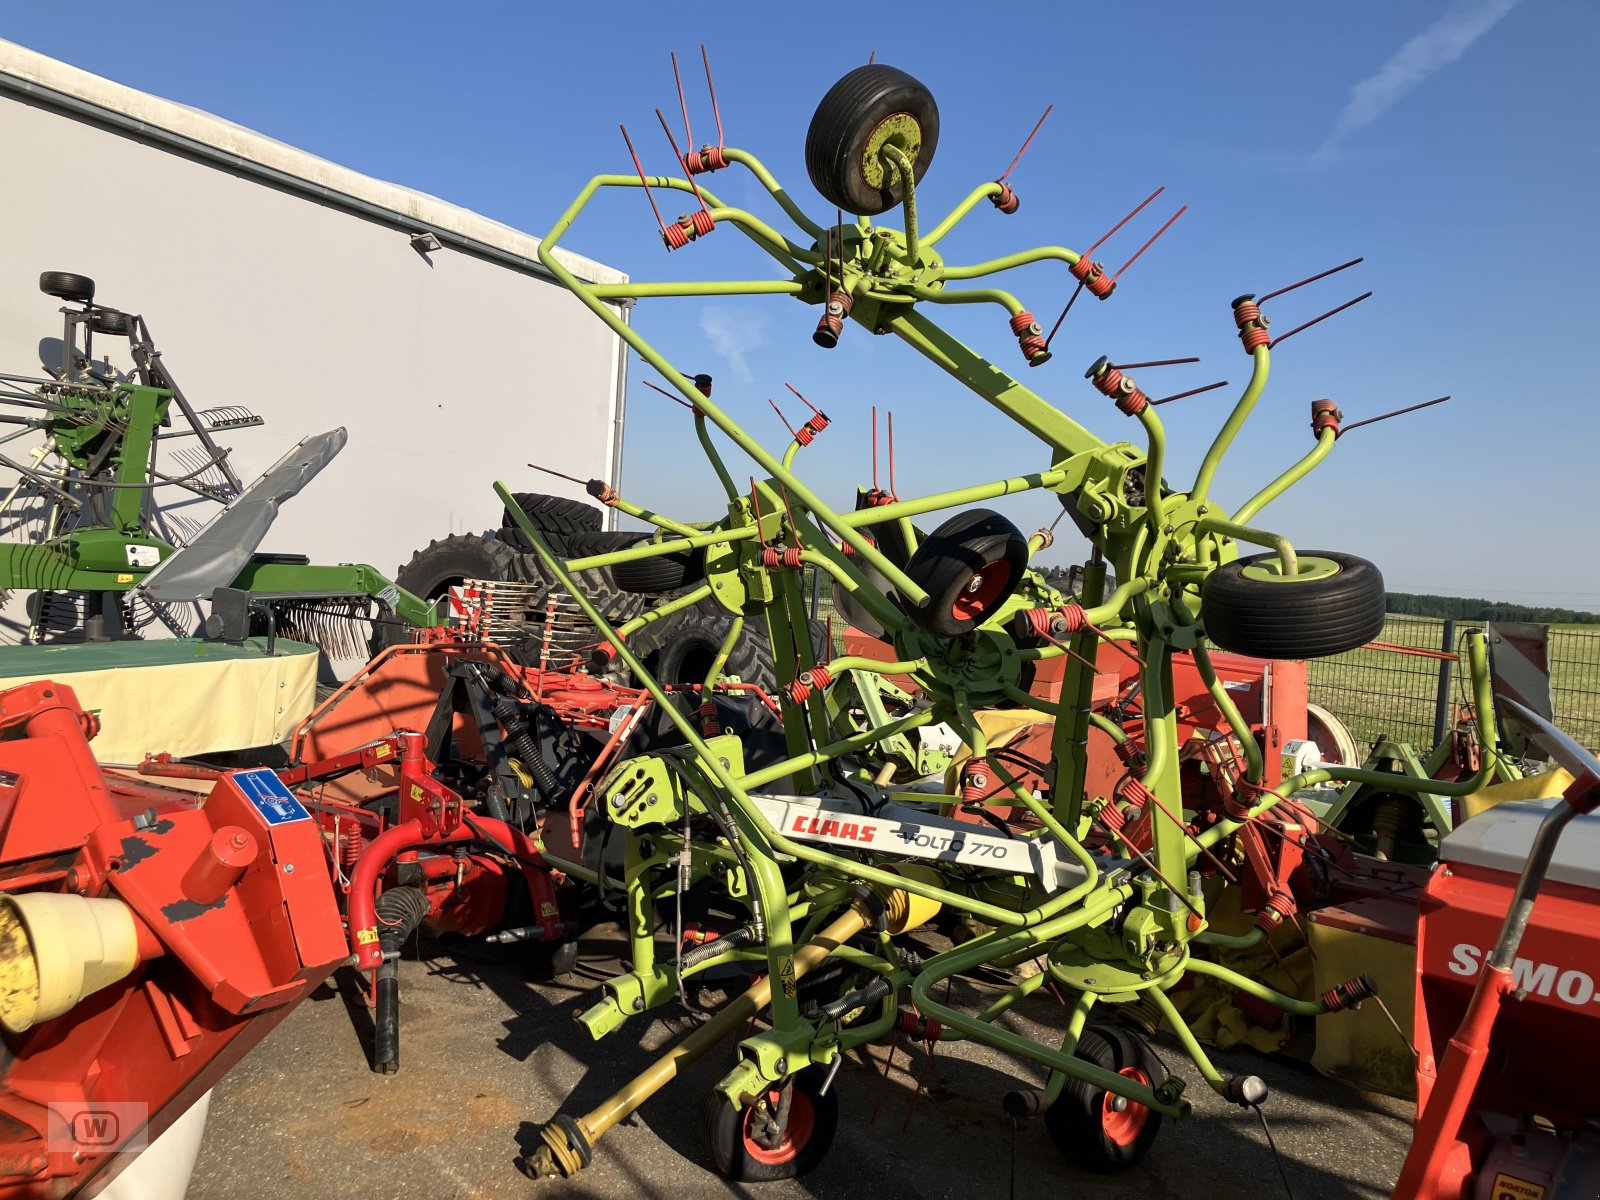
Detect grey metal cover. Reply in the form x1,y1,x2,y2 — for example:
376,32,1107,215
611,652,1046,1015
1439,796,1600,892
138,427,347,603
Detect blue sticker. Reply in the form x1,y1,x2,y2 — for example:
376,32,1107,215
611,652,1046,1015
234,768,311,826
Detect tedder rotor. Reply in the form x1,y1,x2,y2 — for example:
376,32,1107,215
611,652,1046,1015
470,57,1495,1182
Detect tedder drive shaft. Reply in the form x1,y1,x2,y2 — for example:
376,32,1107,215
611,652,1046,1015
519,887,912,1179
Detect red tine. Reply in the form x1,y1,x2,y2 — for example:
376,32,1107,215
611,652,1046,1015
1258,257,1364,304
1269,291,1373,349
997,104,1054,183
619,123,669,237
1151,379,1231,406
1340,395,1451,435
700,44,724,147
1110,205,1188,284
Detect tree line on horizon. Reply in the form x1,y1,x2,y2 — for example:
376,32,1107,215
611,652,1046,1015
1386,591,1600,625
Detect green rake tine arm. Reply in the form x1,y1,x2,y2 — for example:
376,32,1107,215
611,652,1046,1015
718,148,825,239
563,526,753,573
939,244,1084,281
1192,642,1265,781
1191,344,1271,504
1232,425,1338,526
1143,985,1229,1093
793,550,907,633
695,415,740,502
590,279,807,301
614,584,714,640
921,181,1007,248
608,496,702,539
899,283,1025,317
1194,513,1298,578
1182,958,1329,1017
834,467,1070,530
1134,405,1170,532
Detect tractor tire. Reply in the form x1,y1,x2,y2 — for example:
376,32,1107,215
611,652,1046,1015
565,528,706,594
1201,551,1385,660
500,491,602,555
901,508,1029,639
1044,1026,1165,1172
373,532,529,652
90,308,133,336
39,271,95,304
625,600,820,695
700,1065,838,1182
805,64,939,216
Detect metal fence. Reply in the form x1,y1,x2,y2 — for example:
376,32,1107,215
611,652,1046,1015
1306,617,1600,754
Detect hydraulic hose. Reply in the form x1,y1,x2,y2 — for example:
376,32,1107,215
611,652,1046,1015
373,885,430,1075
494,697,566,806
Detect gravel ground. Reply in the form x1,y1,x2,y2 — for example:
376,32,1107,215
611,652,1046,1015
190,918,1410,1200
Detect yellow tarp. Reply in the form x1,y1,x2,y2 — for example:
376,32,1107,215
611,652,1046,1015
0,638,317,763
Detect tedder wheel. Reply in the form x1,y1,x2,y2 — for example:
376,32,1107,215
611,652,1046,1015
90,308,133,336
1044,1026,1167,1172
805,64,939,216
565,528,706,594
39,271,95,304
902,508,1029,638
1201,550,1385,659
524,938,580,981
1306,702,1360,767
500,491,602,555
700,1065,839,1182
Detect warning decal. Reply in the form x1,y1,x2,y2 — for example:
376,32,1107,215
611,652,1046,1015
1491,1174,1546,1200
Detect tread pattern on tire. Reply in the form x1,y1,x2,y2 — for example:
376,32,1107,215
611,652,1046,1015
804,64,939,215
902,507,1029,637
500,491,602,555
40,271,95,304
1201,550,1385,660
563,528,706,594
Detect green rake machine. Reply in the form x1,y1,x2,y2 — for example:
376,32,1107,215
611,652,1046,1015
502,58,1495,1181
0,272,437,650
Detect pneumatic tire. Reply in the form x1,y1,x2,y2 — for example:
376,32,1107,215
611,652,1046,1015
700,1065,838,1182
565,528,706,594
901,508,1029,638
1201,550,1385,659
805,64,939,215
1044,1026,1165,1172
90,308,133,336
500,491,602,555
40,271,95,304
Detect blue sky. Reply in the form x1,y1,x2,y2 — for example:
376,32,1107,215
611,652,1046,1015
6,2,1596,605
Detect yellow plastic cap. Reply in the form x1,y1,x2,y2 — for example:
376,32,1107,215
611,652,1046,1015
0,893,140,1033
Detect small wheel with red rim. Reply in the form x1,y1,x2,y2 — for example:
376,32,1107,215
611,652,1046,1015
1044,1026,1166,1172
901,508,1029,638
700,1066,839,1181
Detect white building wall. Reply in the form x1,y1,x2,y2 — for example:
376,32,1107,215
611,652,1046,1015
0,40,626,640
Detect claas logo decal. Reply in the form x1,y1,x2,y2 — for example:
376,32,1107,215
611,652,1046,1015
788,813,876,844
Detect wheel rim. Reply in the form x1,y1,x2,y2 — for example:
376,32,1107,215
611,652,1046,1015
740,1086,814,1166
1238,555,1343,585
950,560,1013,622
1100,1067,1151,1147
860,113,924,189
